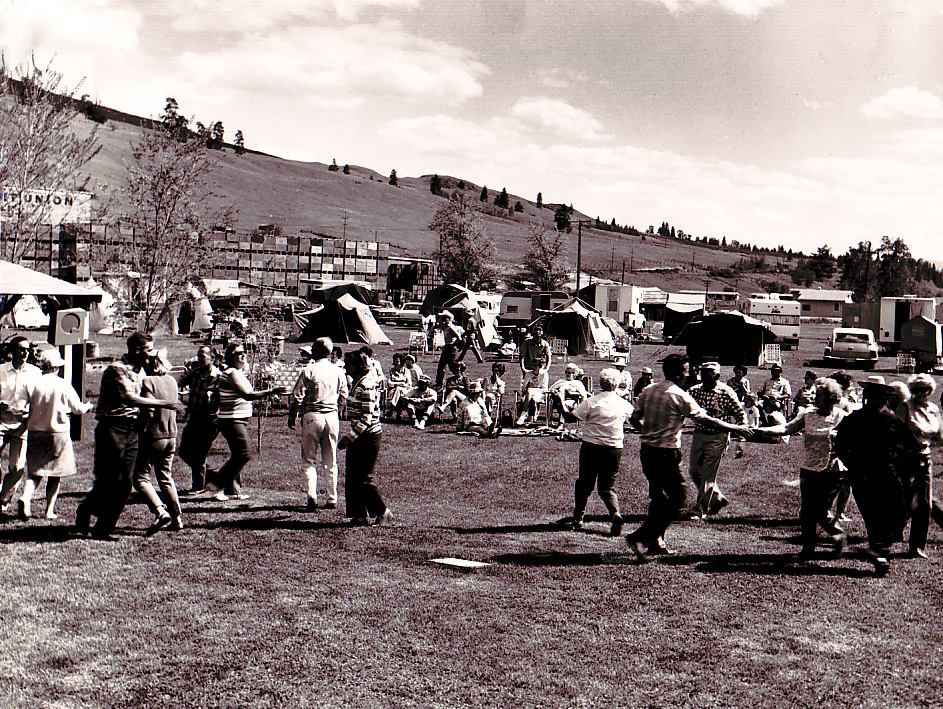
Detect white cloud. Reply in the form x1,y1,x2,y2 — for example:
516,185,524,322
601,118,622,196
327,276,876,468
862,86,943,121
171,22,487,111
163,0,421,32
648,0,786,18
511,98,609,141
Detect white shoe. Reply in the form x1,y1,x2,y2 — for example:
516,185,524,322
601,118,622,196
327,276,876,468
416,420,426,430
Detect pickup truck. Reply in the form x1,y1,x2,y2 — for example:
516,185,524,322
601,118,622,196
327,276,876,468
824,327,878,369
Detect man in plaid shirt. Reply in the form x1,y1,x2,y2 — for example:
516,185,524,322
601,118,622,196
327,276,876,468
686,360,746,519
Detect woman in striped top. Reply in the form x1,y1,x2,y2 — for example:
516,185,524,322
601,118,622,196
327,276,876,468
208,342,286,501
338,351,392,526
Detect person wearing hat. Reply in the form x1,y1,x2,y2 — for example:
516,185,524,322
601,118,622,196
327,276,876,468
894,373,942,559
758,363,791,415
288,337,349,512
14,348,93,520
133,349,185,534
434,310,464,389
611,356,632,399
633,367,654,400
398,376,437,429
0,336,42,512
456,380,500,438
626,353,751,561
548,363,590,425
833,375,921,576
685,359,747,519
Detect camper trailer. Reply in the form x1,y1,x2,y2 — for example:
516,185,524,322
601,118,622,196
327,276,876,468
877,297,943,353
499,291,569,328
578,284,645,330
748,295,800,350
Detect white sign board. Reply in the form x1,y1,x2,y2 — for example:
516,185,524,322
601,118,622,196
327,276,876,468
0,188,92,225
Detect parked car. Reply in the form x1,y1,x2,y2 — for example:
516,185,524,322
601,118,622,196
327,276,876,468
371,300,400,324
396,302,424,326
824,327,878,369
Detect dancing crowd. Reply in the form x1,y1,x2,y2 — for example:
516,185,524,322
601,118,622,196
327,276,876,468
0,325,937,576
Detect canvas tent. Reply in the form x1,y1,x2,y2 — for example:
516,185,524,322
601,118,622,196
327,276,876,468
294,293,392,345
1,260,102,325
308,283,377,306
421,284,500,347
673,310,778,366
530,298,615,356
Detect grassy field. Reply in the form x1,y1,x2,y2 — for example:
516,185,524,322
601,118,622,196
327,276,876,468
0,324,941,708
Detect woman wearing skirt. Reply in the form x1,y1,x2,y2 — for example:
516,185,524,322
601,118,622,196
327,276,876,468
18,349,93,519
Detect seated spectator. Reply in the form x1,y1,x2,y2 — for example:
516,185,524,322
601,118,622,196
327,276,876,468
548,363,590,425
359,346,385,384
397,376,437,429
386,354,412,418
612,357,632,399
456,381,500,438
485,362,507,415
404,354,423,385
437,361,469,421
516,355,550,426
793,370,817,416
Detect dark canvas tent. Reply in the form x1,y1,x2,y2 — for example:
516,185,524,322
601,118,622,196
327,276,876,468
294,294,392,345
663,303,704,343
673,310,778,366
307,283,377,306
529,298,614,356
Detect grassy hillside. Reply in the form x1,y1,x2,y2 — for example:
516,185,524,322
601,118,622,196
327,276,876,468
78,111,799,295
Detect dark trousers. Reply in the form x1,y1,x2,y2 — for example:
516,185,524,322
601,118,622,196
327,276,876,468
573,442,622,521
849,465,909,557
214,419,251,494
798,467,846,550
435,344,461,388
628,444,687,546
345,431,385,519
76,419,139,537
178,412,219,490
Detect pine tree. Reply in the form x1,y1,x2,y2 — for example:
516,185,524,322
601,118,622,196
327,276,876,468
536,192,543,209
479,185,488,202
389,169,398,186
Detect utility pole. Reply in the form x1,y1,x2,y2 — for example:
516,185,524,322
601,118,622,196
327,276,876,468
621,260,625,285
610,244,615,280
576,219,591,293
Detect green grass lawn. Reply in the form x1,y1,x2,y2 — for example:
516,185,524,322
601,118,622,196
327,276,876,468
1,326,941,708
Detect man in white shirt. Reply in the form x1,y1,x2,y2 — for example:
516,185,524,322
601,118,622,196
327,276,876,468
0,337,42,510
289,337,349,511
569,368,635,536
456,381,500,438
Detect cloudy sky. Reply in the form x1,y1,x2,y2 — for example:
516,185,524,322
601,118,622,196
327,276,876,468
3,0,943,261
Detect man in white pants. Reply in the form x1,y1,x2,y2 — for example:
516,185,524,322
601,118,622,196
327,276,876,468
288,337,348,511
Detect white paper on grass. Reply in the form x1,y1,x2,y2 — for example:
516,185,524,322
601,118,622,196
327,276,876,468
431,558,490,569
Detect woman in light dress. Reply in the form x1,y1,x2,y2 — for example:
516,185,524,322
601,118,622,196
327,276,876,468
18,349,93,520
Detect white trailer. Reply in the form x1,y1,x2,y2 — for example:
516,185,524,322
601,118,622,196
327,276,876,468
749,296,801,350
878,296,943,352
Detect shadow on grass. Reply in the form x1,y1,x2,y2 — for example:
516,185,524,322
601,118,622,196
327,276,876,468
190,516,357,532
492,549,878,576
449,515,646,536
0,524,79,544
